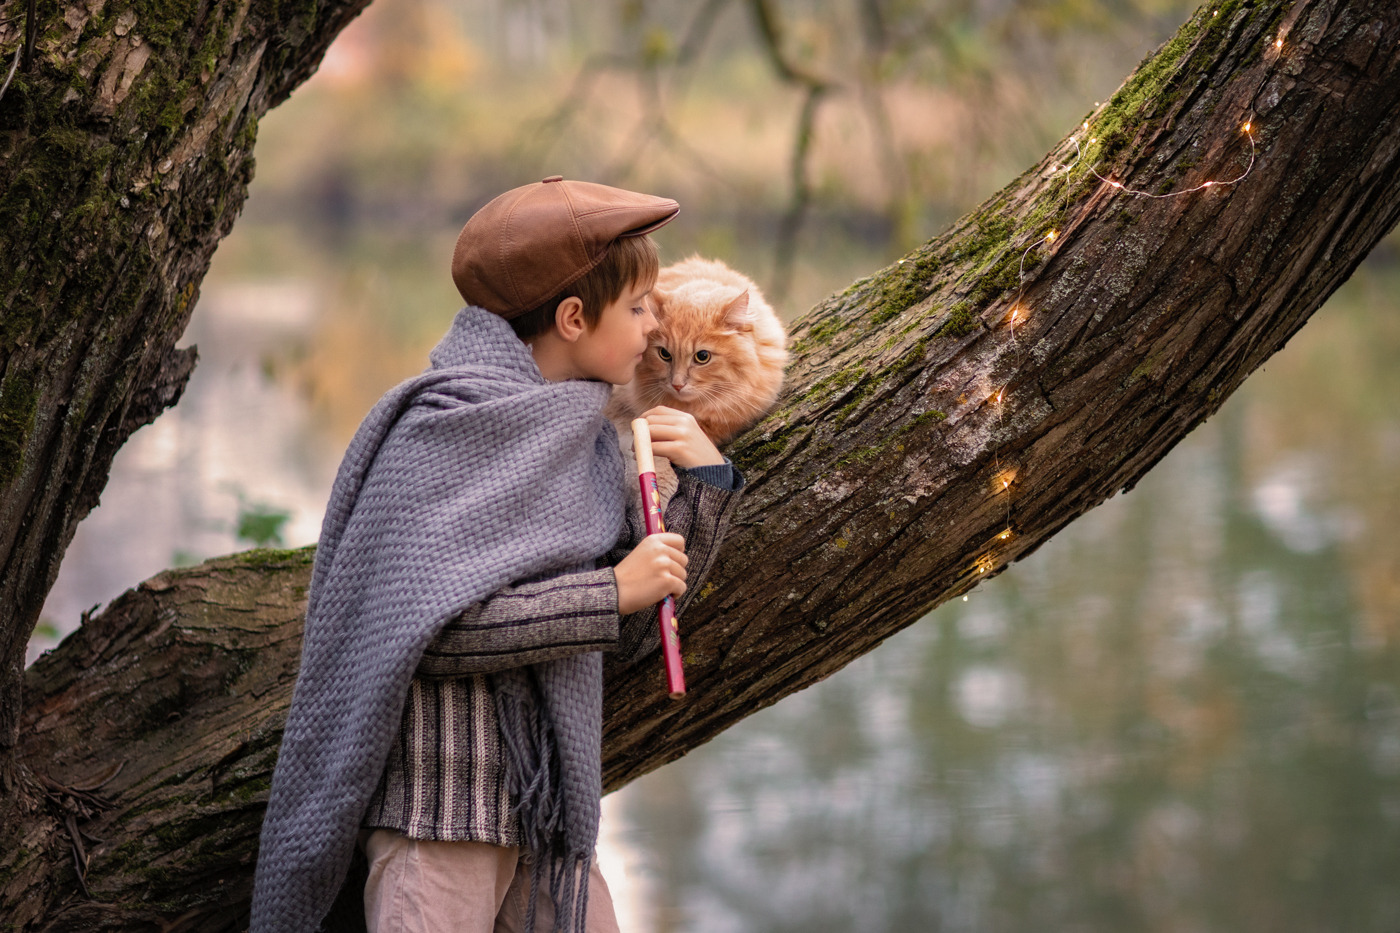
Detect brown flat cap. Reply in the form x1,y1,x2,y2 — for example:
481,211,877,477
451,176,680,319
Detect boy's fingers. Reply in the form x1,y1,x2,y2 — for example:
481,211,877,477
648,545,686,571
642,420,685,439
643,408,698,430
653,532,686,553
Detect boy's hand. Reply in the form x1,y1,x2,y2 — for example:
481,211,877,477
615,533,688,615
642,407,724,469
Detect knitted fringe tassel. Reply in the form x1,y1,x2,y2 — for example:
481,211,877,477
493,672,591,933
516,845,589,933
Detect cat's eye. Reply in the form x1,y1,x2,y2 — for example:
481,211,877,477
694,350,712,364
656,347,672,362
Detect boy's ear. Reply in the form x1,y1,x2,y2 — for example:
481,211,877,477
554,296,587,343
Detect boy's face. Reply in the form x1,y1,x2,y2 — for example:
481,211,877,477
569,280,658,385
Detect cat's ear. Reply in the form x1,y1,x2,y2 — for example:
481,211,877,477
722,291,753,331
648,290,668,319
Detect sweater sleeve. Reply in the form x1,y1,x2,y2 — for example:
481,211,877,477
419,463,745,678
416,569,621,678
605,462,747,664
682,459,737,490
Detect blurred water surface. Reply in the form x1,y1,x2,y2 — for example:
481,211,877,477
33,1,1400,929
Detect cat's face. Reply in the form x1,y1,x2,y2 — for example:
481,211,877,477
634,288,757,410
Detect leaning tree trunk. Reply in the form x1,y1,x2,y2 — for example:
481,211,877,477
0,0,373,767
5,0,1400,927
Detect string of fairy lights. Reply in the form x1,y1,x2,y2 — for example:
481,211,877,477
962,22,1279,594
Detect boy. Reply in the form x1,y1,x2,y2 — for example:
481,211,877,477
251,177,744,933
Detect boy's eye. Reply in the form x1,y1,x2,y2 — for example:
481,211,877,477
632,306,645,315
656,347,672,362
694,350,711,364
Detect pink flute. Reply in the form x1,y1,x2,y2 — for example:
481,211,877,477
630,418,686,699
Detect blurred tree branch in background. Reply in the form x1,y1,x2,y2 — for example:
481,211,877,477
508,0,1201,302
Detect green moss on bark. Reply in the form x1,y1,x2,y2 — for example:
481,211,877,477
875,246,943,324
0,373,39,486
807,366,867,406
232,545,316,568
934,302,978,339
789,315,843,354
730,420,806,473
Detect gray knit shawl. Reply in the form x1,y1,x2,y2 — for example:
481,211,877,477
251,306,625,932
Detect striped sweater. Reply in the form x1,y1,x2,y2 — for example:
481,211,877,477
363,463,743,842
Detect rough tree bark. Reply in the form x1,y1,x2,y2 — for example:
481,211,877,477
0,0,374,756
4,0,1400,928
0,0,372,913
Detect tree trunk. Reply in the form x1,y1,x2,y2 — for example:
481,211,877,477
0,0,373,752
4,0,1400,926
0,0,370,907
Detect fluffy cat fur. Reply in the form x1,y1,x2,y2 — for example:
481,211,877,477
607,256,788,503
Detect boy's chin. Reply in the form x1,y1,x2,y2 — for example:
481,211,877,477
609,365,641,386
576,363,635,386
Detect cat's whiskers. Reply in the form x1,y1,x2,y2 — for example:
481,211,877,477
692,382,762,419
642,383,673,410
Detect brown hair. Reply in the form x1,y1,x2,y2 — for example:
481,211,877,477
509,234,660,341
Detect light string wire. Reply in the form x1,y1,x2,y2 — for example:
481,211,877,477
0,43,19,103
1080,123,1257,199
971,111,1260,589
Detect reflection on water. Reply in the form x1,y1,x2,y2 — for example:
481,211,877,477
31,283,340,662
618,266,1400,932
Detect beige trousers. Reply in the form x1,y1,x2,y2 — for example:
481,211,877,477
363,829,621,933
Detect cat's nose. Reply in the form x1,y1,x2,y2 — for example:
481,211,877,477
672,382,685,392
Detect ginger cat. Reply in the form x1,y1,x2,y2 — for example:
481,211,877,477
607,256,788,500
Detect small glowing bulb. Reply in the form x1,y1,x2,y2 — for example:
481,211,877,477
1002,479,1010,489
1275,37,1283,49
1203,180,1215,187
1090,137,1098,143
1213,9,1218,15
1242,121,1252,132
979,567,986,574
1109,180,1123,188
1000,531,1010,539
1045,230,1058,242
1082,121,1089,130
995,390,1004,404
963,595,969,601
